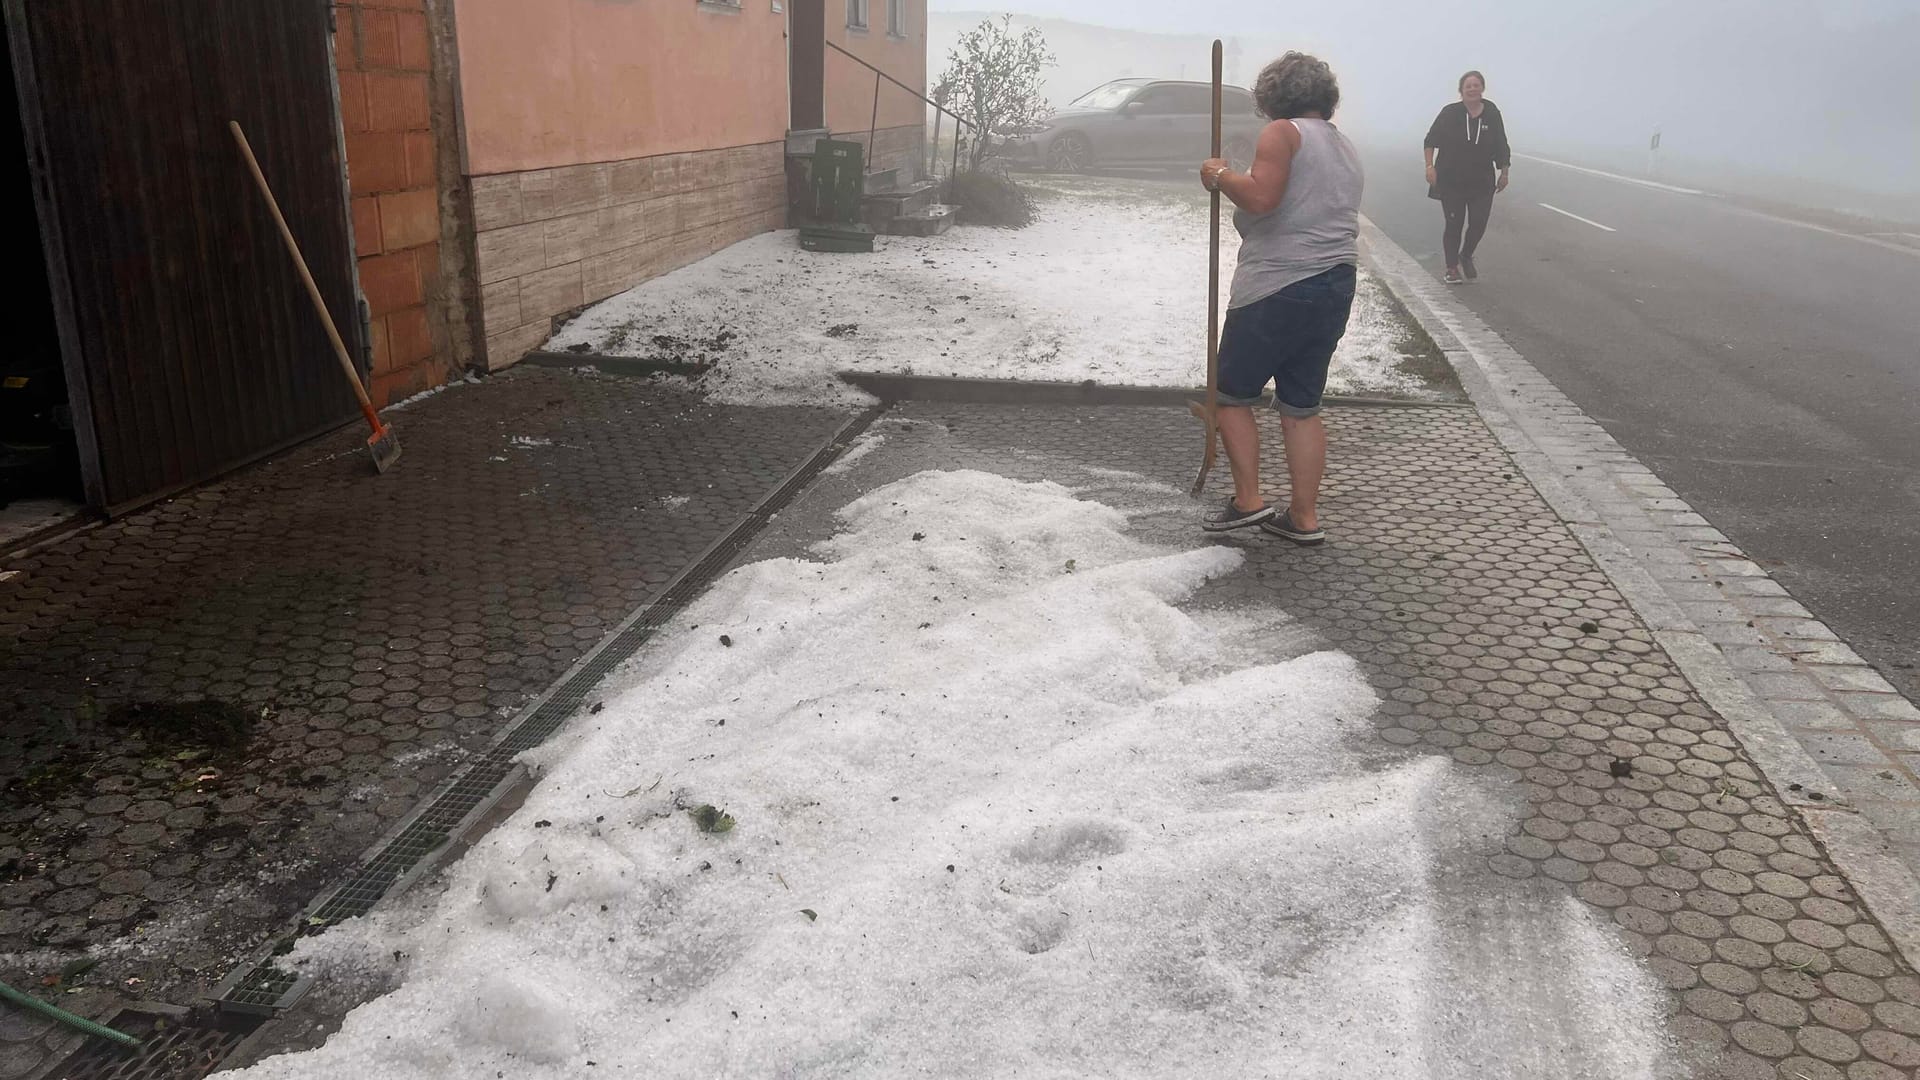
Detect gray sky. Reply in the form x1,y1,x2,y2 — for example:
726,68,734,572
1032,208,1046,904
932,0,1920,210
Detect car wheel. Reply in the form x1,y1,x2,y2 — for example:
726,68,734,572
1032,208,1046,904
1226,136,1254,174
1045,132,1092,174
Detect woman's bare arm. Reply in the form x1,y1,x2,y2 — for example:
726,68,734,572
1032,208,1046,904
1200,119,1299,215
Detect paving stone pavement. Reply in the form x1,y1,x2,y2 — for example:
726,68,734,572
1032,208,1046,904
181,399,1920,1079
1362,221,1920,936
0,367,847,1077
749,402,1920,1079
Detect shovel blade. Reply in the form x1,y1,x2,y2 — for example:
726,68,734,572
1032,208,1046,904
1188,401,1218,497
366,425,403,473
1190,438,1217,497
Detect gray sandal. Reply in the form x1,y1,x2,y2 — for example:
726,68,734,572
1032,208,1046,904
1261,509,1326,545
1202,497,1275,532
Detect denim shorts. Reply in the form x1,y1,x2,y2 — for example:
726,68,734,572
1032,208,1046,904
1217,263,1357,417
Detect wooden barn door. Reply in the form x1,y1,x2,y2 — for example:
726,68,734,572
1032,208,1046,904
7,0,361,513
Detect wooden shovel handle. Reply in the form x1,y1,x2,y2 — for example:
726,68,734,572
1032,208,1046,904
229,120,381,426
1206,40,1223,416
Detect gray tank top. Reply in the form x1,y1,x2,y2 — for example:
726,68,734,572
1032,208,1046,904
1229,118,1364,309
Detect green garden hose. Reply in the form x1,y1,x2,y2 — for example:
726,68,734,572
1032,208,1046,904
0,979,142,1050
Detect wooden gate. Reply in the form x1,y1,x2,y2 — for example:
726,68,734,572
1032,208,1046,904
6,0,361,513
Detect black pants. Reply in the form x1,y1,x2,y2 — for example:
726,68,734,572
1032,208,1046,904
1441,191,1494,267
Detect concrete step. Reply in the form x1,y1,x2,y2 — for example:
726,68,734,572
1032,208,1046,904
861,167,901,195
783,127,831,157
862,179,941,228
882,203,957,237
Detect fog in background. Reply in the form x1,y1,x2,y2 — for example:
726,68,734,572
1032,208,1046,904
930,0,1920,221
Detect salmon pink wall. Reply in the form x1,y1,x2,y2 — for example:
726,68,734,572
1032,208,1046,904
337,0,451,407
453,0,789,176
826,0,927,134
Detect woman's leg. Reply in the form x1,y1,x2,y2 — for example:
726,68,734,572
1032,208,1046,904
1461,190,1494,260
1267,265,1353,532
1441,196,1466,268
1212,303,1269,515
1277,414,1326,529
1217,405,1263,511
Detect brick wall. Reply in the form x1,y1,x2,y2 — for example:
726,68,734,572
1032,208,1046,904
471,142,788,368
335,0,453,406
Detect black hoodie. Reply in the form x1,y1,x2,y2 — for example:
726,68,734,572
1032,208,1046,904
1425,100,1511,200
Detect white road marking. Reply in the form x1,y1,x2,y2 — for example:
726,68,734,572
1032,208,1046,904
1538,203,1617,232
1515,153,1706,195
1521,155,1920,260
1726,209,1920,260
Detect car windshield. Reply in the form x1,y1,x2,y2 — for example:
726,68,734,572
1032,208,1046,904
1067,81,1147,111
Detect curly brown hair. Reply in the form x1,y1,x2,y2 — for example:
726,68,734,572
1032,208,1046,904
1253,52,1340,120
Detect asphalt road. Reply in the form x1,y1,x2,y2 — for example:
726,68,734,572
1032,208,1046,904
1355,144,1920,701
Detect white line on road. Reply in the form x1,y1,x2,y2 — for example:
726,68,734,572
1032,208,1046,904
1515,153,1707,195
1521,154,1920,260
1538,203,1617,232
1727,209,1920,261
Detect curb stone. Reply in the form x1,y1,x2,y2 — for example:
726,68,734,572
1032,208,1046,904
1359,216,1920,971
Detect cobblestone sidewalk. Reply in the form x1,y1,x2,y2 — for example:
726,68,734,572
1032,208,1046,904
10,372,1916,1077
750,402,1920,1079
0,367,848,1076
144,394,1920,1079
1361,220,1920,964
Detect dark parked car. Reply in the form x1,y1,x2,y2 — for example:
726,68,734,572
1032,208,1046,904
994,78,1266,174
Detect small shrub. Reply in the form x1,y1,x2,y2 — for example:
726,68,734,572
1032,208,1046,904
948,168,1035,229
939,16,1055,169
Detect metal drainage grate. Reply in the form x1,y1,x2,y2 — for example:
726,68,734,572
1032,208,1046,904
214,406,885,1015
210,965,309,1019
43,1011,257,1080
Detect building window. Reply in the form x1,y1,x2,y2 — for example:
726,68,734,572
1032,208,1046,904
847,0,868,30
887,0,906,36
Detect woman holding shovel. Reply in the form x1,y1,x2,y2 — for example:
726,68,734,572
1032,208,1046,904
1198,51,1363,545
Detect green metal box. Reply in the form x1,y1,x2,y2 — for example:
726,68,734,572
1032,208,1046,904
807,139,866,226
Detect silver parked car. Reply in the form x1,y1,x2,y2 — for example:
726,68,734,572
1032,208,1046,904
995,78,1266,174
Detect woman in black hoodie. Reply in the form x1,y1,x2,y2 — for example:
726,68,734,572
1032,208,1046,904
1424,70,1510,283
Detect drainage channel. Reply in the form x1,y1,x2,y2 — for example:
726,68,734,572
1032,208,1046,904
47,1008,257,1080
184,407,885,1030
